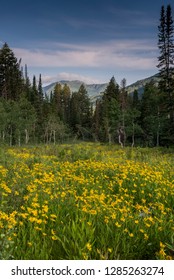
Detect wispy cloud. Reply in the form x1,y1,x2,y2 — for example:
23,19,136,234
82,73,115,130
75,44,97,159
14,38,158,71
108,6,157,27
41,72,101,85
108,7,145,19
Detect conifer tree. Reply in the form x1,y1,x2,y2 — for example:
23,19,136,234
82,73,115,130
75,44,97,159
0,43,23,100
77,84,91,128
62,84,71,124
140,82,161,146
52,83,63,119
101,76,120,143
70,84,91,136
38,74,44,104
119,78,128,127
30,75,38,105
30,75,44,141
92,99,103,141
23,64,32,100
132,90,139,109
157,4,174,138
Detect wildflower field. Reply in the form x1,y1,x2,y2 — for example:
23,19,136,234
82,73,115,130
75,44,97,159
0,143,174,260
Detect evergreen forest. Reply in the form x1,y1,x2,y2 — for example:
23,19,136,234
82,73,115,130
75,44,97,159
0,4,174,147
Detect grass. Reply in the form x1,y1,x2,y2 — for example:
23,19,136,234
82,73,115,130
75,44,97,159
0,142,174,260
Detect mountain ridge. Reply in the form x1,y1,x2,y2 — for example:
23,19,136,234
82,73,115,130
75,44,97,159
43,73,160,102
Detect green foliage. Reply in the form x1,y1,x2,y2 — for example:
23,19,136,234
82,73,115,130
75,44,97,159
70,84,92,134
140,82,160,146
157,5,174,141
95,77,121,142
0,43,23,100
1,5,174,150
0,143,174,260
0,98,36,145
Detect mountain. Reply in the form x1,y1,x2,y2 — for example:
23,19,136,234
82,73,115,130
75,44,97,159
126,73,160,96
43,74,160,103
43,80,107,101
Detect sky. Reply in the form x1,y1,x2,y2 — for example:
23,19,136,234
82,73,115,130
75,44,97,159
0,0,172,86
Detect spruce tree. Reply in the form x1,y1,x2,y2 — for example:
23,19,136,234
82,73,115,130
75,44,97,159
38,74,44,104
157,5,174,139
0,43,23,100
140,82,161,146
92,99,103,141
132,90,139,109
101,76,120,143
52,83,63,119
62,84,71,124
119,78,128,128
70,84,91,137
77,84,91,128
30,75,38,105
23,64,32,101
30,75,44,141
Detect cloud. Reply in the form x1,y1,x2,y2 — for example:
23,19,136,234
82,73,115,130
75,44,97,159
108,7,157,27
41,72,101,85
13,39,158,71
14,47,97,67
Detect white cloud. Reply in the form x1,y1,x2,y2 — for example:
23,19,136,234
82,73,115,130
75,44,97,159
14,39,158,71
41,72,101,85
14,47,97,67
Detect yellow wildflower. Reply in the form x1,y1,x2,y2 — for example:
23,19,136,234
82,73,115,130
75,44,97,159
86,243,92,251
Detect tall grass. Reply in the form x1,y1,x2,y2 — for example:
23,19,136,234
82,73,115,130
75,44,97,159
0,143,174,259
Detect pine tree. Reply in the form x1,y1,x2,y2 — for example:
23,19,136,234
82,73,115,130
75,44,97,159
62,84,71,124
132,90,139,109
101,76,120,143
30,75,44,141
77,84,91,128
23,64,32,101
157,6,167,80
38,74,44,104
157,5,174,138
119,78,128,127
70,84,91,137
92,99,103,141
0,43,23,100
103,76,119,102
140,82,161,146
30,75,38,105
70,91,80,132
52,83,63,119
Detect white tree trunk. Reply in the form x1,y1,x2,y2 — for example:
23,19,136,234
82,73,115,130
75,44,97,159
25,129,29,144
53,130,56,145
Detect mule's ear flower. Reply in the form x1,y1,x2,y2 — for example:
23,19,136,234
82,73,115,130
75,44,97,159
86,243,92,251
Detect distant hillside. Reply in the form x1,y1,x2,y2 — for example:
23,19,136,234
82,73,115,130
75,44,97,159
43,74,160,103
126,73,160,96
43,80,107,99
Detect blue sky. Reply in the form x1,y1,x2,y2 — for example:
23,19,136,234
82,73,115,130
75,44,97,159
0,0,172,85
